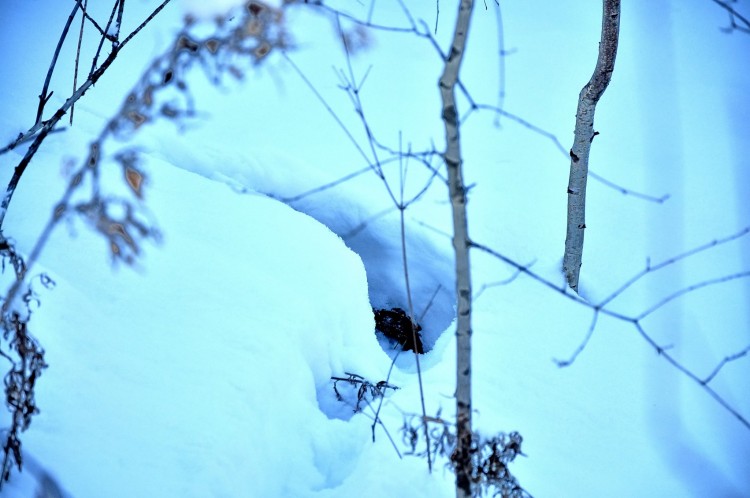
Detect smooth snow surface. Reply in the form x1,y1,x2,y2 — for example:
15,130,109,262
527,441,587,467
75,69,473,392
0,1,748,497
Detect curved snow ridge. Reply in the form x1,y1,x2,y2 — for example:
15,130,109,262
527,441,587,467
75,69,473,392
148,139,457,360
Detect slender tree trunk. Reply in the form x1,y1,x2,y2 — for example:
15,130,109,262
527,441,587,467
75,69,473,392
438,1,475,497
563,0,620,292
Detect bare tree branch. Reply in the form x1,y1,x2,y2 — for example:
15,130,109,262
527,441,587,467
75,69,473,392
73,0,114,39
711,0,750,33
0,0,174,231
35,2,81,126
563,0,621,292
300,1,661,204
396,146,432,472
71,0,88,125
554,310,599,367
637,271,750,320
469,238,750,431
599,226,750,307
702,345,750,384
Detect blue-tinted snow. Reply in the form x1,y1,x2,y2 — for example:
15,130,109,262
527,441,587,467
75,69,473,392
0,0,748,497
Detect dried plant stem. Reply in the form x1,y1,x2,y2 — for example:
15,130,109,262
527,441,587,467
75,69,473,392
71,0,88,125
0,0,174,230
35,2,81,126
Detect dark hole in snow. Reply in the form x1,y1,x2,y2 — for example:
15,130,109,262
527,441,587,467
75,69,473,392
373,307,424,354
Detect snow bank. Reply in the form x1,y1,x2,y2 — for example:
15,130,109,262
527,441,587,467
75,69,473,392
2,155,391,497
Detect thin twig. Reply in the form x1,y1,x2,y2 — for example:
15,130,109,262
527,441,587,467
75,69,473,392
335,15,399,205
598,226,750,307
702,345,750,384
89,1,120,76
418,284,443,323
711,0,750,33
71,0,88,125
35,2,81,126
554,310,599,367
281,51,372,167
469,238,750,430
492,2,508,128
473,267,526,301
372,347,405,443
73,0,114,38
637,271,750,320
397,136,432,472
633,323,749,429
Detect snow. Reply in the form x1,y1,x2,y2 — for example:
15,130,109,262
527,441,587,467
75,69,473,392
3,159,393,498
0,0,749,497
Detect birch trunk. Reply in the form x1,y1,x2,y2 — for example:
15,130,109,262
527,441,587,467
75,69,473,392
563,0,620,292
438,1,475,497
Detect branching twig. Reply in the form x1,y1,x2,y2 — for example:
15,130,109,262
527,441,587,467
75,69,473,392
712,0,750,33
636,271,750,320
553,310,599,367
469,237,750,430
473,266,527,301
395,139,432,472
0,0,175,229
73,0,113,38
702,345,750,384
299,1,661,205
598,226,750,307
71,0,88,125
35,2,81,126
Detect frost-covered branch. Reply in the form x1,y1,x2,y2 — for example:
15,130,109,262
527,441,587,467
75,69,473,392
563,0,620,292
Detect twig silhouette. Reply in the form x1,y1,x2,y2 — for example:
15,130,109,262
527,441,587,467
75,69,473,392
469,236,750,430
711,0,750,33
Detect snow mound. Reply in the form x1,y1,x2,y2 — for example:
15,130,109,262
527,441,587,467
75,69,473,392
3,158,391,497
